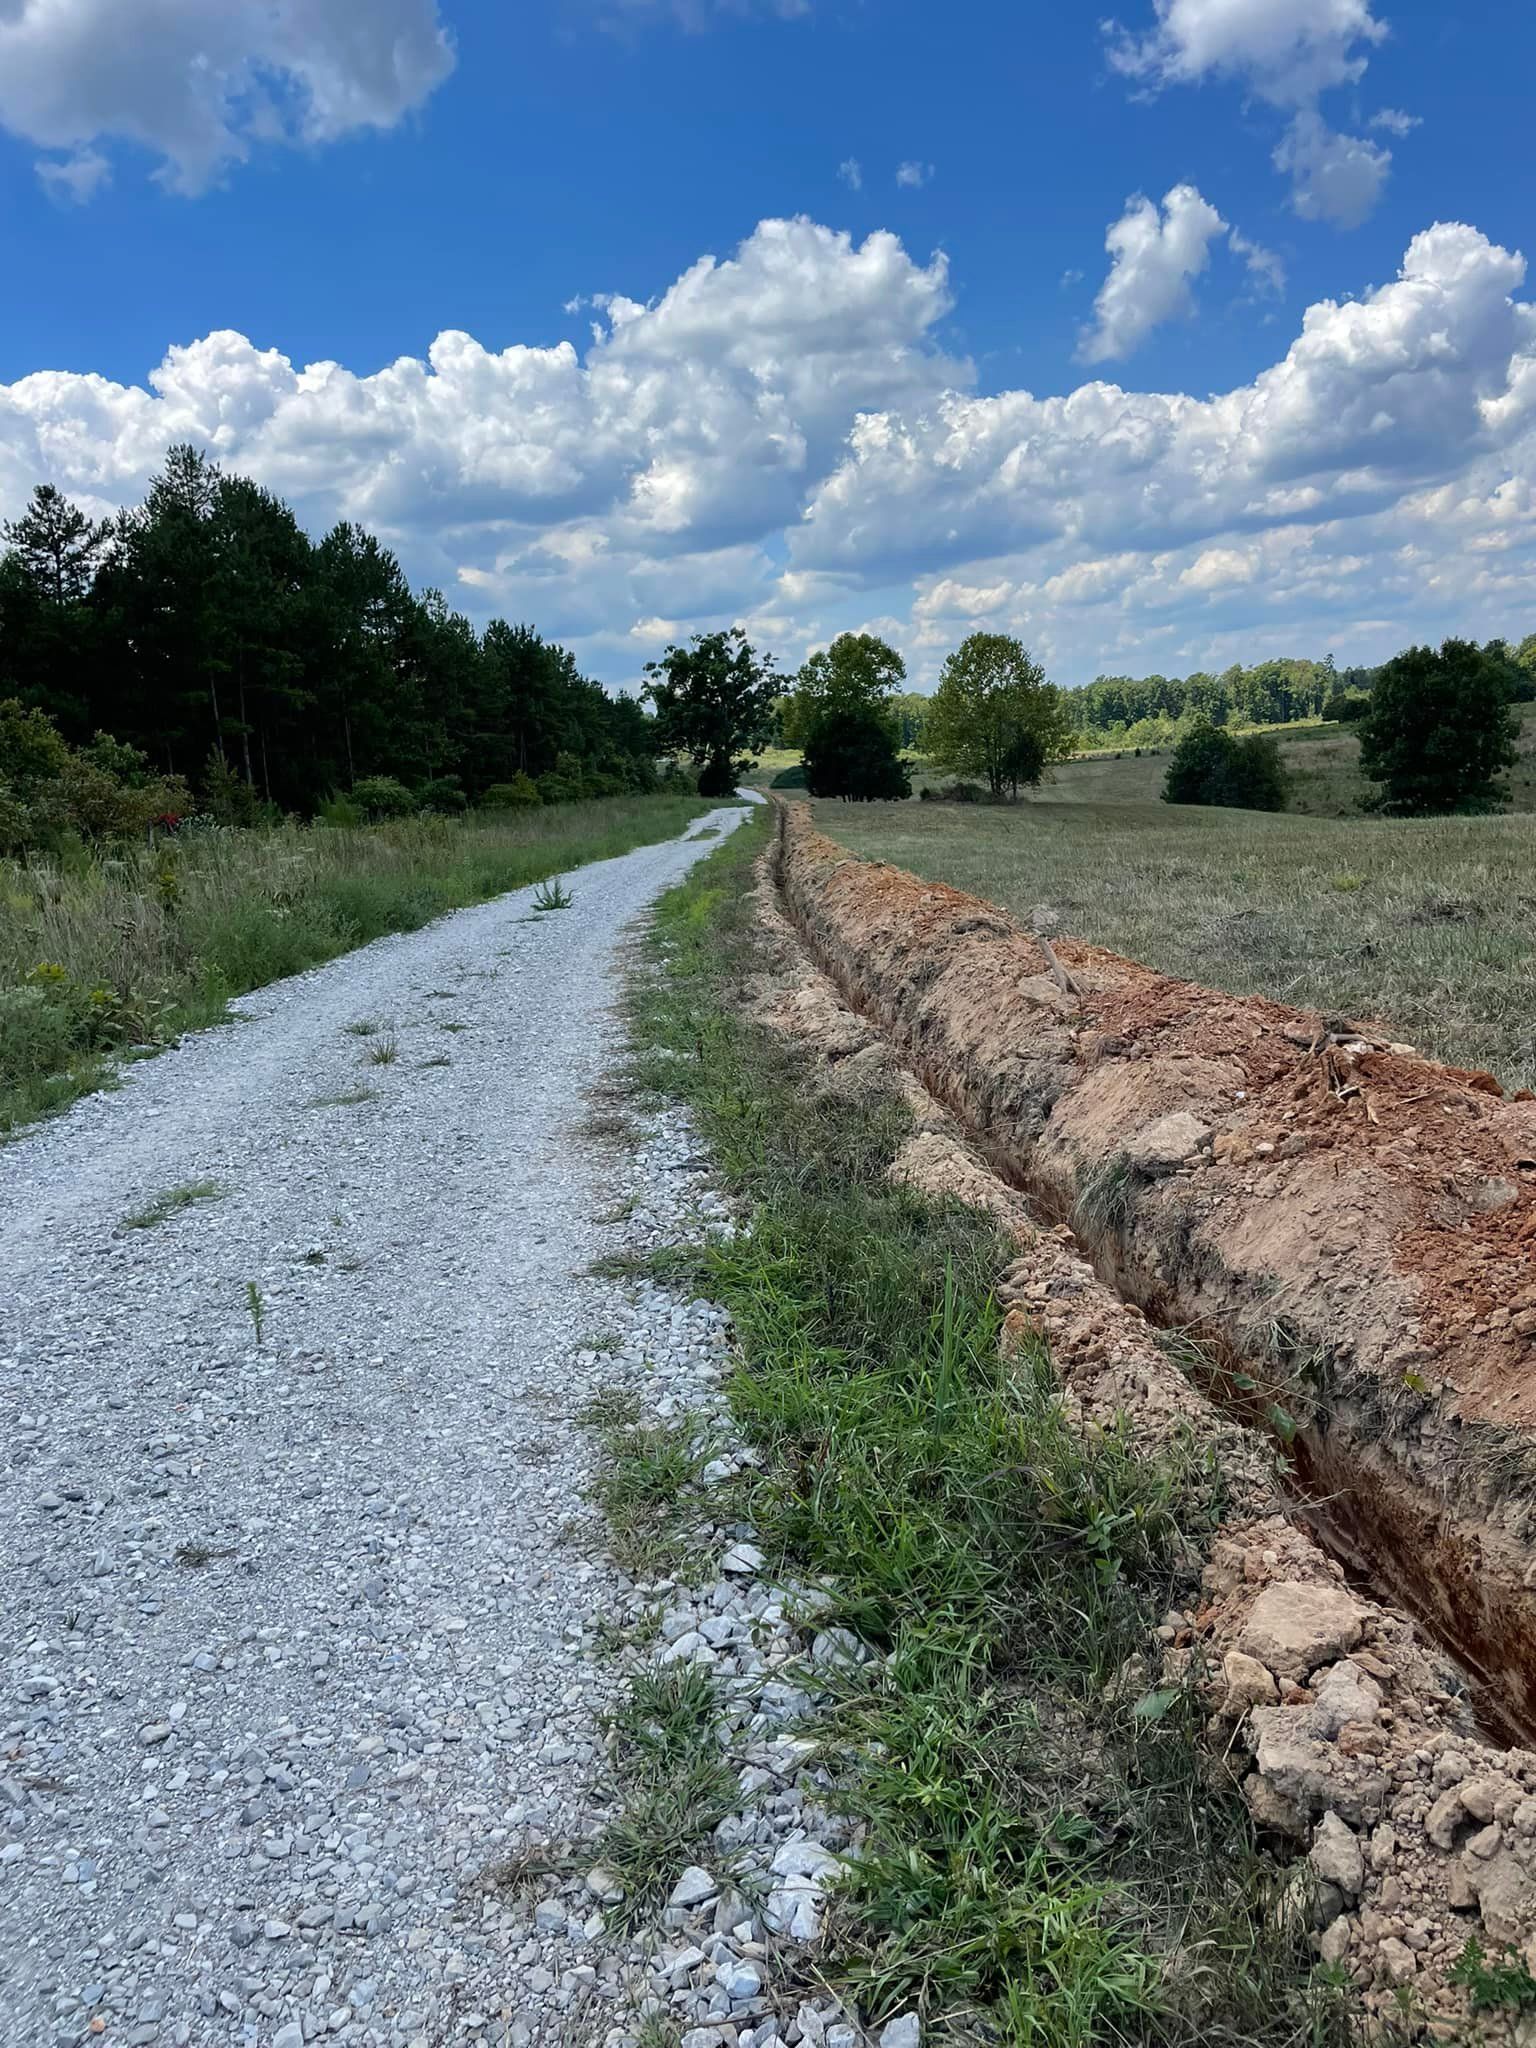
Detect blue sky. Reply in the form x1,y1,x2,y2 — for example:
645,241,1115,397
1,0,1534,689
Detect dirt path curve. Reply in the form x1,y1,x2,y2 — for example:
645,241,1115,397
0,800,756,2048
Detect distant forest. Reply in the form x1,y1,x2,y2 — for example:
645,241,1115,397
1063,643,1536,748
0,445,659,816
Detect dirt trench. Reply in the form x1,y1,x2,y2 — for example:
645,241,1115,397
755,802,1536,2030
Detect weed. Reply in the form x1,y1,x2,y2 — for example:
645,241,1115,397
586,1403,712,1577
245,1280,265,1347
343,1019,379,1037
365,1033,399,1065
308,1086,377,1108
174,1541,234,1568
440,1020,469,1033
578,1109,637,1146
597,1194,640,1224
1450,1937,1536,2014
532,876,575,912
1073,1151,1138,1239
418,1054,452,1069
595,1666,740,1926
122,1179,223,1231
581,1328,623,1354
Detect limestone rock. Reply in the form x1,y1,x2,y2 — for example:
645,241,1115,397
1237,1584,1368,1680
1222,1649,1278,1716
1125,1111,1211,1177
1309,1811,1364,1897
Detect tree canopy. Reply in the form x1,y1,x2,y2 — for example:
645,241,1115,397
924,633,1076,797
802,704,912,802
784,632,905,747
642,627,778,796
0,449,663,818
1358,639,1519,815
1162,721,1288,812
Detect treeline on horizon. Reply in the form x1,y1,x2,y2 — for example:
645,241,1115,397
1064,641,1536,747
0,445,662,821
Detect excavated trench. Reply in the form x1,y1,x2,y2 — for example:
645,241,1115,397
767,802,1536,1751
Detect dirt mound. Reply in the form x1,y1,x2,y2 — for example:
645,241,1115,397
758,801,1536,2028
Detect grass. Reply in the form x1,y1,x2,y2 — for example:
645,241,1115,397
532,875,575,911
365,1032,399,1065
308,1086,377,1108
582,1387,713,1578
809,791,1536,1089
121,1178,223,1230
0,793,708,1138
617,809,1380,2048
595,1664,742,1928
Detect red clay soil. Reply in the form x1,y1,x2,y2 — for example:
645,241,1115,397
771,804,1536,1737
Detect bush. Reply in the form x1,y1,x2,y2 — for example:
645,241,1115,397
1162,721,1288,812
482,774,542,810
802,706,912,802
1358,639,1519,814
1323,691,1369,722
536,771,582,804
316,794,364,828
350,775,417,820
417,776,468,814
696,756,738,798
770,763,808,789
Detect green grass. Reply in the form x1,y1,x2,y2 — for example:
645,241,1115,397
0,793,708,1139
582,1386,714,1578
617,812,1377,2048
809,792,1536,1089
121,1178,223,1230
308,1086,377,1108
594,1665,741,1927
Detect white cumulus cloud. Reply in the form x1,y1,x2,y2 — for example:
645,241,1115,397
895,161,934,189
837,157,863,190
1106,0,1387,103
1105,0,1397,224
1275,110,1392,228
2,217,1535,689
1080,184,1230,362
0,0,455,196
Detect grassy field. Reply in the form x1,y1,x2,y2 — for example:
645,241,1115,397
1044,705,1536,818
0,793,707,1136
807,794,1536,1089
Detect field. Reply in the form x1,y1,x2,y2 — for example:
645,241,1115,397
0,793,708,1135
807,792,1536,1090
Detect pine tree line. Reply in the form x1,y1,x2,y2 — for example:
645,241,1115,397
0,446,661,818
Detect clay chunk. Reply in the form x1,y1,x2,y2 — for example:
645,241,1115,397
1238,1582,1369,1680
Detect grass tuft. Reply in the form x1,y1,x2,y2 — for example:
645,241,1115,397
122,1179,223,1230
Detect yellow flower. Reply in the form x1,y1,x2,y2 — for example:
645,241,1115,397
26,960,68,985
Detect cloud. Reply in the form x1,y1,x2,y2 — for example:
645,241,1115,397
1370,106,1421,136
838,157,863,191
597,0,810,26
1105,0,1394,224
2,217,1534,689
1079,184,1228,362
895,161,934,189
1106,0,1387,104
0,0,455,196
35,147,110,204
1228,228,1286,294
1274,111,1391,228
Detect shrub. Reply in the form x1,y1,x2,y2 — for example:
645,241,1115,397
696,756,737,798
350,775,418,820
482,774,542,810
770,763,808,789
536,771,582,804
802,706,912,802
417,776,468,814
316,794,364,828
1162,720,1288,812
1358,639,1519,814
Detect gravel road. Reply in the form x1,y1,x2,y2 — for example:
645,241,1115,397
0,801,754,2048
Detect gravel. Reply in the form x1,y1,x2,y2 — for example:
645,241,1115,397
0,803,754,2048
